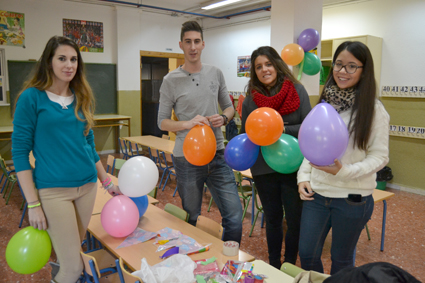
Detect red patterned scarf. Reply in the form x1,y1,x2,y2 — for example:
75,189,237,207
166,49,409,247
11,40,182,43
252,80,300,115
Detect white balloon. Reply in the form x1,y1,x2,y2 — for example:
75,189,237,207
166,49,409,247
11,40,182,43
118,156,159,198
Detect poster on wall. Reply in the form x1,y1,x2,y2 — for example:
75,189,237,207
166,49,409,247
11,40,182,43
0,11,25,47
63,19,104,53
237,55,251,77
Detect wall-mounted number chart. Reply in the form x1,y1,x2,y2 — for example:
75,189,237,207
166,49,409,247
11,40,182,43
381,86,425,98
389,125,425,140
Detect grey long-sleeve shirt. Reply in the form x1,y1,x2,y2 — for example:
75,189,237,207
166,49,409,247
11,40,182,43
158,64,232,157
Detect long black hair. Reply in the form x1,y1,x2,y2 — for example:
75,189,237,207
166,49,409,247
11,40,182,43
319,41,376,150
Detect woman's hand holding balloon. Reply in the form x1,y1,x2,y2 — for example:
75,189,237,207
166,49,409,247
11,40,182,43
107,184,122,196
28,205,47,230
310,159,342,175
298,182,315,201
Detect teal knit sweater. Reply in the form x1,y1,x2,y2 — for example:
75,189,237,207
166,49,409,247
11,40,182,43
12,87,99,189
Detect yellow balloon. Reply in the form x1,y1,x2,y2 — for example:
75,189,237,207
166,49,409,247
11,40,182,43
281,43,305,66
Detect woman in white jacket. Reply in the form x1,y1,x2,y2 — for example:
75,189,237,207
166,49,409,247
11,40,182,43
297,41,389,275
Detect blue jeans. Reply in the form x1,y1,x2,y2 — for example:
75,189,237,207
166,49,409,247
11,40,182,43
174,149,243,243
299,193,374,275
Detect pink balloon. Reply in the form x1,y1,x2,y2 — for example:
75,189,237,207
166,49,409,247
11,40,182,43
101,195,139,238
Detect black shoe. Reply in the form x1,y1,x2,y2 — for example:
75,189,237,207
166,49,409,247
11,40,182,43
49,261,60,280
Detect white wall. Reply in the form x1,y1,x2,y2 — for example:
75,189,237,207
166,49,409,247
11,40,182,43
203,20,271,92
1,0,116,67
323,0,425,87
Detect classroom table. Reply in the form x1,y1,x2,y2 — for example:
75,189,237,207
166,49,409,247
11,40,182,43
93,115,132,152
87,204,254,272
92,174,159,215
371,189,395,251
122,135,175,154
0,126,13,141
252,260,294,282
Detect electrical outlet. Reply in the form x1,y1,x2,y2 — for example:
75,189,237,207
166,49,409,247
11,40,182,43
390,124,425,140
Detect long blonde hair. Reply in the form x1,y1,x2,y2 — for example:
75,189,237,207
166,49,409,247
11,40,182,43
15,36,95,135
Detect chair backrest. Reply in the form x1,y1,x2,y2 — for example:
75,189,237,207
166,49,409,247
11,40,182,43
106,155,115,174
114,158,127,177
196,215,223,240
233,171,243,185
164,203,189,222
118,138,129,159
80,251,101,278
80,250,118,282
118,257,143,283
280,262,304,278
128,141,140,157
162,134,170,140
0,158,8,176
147,186,158,199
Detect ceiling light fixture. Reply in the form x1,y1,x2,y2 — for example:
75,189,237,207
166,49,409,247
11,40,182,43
201,0,244,10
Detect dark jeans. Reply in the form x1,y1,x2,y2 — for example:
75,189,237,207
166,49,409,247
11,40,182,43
174,150,243,244
253,172,303,268
299,193,374,275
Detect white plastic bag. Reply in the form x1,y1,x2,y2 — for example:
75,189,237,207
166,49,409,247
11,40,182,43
132,254,197,283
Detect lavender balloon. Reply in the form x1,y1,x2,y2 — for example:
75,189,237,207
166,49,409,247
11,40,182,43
298,28,320,52
298,102,349,166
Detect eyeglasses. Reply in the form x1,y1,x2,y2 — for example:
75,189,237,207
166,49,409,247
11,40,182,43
332,62,363,74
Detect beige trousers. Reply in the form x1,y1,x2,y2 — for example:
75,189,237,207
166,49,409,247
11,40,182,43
38,182,97,283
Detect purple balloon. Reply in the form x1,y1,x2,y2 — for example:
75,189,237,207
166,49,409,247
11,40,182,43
224,133,260,171
298,102,349,166
298,28,320,52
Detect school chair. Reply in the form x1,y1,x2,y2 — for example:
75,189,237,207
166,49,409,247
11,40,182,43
249,183,265,237
127,141,141,158
162,134,170,140
118,138,130,160
164,203,189,222
0,156,15,194
0,158,20,205
80,250,119,283
196,215,224,240
106,155,116,175
147,147,157,164
117,257,143,283
159,152,177,195
208,171,253,221
147,186,158,199
280,262,304,278
113,158,127,177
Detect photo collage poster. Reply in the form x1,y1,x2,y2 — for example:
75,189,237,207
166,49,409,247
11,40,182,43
63,18,104,52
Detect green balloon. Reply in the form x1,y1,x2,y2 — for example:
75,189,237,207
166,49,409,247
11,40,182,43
302,52,322,76
6,226,52,274
261,134,304,174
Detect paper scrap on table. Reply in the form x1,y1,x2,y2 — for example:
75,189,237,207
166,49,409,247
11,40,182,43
117,227,158,249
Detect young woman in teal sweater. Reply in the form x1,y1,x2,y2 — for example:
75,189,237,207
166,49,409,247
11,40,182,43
12,36,120,283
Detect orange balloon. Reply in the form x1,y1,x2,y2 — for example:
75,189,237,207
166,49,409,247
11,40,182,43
245,107,284,146
281,43,305,66
183,125,217,166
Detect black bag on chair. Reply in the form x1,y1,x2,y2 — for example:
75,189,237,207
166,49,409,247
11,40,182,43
376,166,393,182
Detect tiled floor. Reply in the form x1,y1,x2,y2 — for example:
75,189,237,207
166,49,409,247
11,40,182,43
0,152,424,282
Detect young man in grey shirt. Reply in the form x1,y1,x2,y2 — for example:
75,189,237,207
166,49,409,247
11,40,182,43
157,21,243,243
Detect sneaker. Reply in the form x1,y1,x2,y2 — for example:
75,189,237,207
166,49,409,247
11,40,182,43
49,261,60,280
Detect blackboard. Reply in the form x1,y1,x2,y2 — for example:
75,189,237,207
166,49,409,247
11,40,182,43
7,60,117,115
